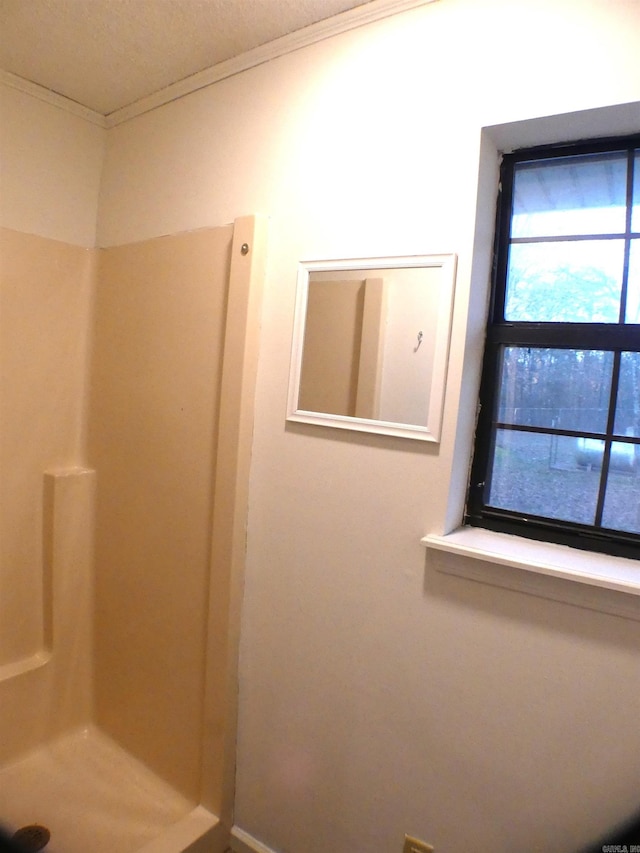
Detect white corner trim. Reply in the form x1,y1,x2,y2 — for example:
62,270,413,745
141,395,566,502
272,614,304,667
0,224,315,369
423,528,640,620
0,70,107,127
105,0,438,127
230,826,279,853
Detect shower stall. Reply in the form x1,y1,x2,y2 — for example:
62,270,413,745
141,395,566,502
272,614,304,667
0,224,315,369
0,215,267,853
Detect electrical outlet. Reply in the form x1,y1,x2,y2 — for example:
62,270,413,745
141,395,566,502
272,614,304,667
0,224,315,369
403,834,434,853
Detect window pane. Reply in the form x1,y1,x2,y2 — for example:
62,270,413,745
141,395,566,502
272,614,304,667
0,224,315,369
512,152,628,239
632,152,640,233
625,238,640,323
505,240,624,322
488,430,600,524
602,442,640,534
614,351,640,437
497,347,612,433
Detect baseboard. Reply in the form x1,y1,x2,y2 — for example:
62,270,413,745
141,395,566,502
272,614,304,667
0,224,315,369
229,826,278,853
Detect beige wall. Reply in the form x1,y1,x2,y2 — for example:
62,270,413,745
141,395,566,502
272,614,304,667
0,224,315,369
0,220,236,804
88,228,233,801
0,196,255,824
299,279,363,416
0,226,96,766
96,1,640,852
0,229,95,666
1,0,640,851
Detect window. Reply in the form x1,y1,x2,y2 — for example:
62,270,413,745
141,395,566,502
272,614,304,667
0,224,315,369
467,135,640,560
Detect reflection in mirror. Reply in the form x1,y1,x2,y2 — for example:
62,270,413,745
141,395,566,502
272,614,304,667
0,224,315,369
287,255,457,441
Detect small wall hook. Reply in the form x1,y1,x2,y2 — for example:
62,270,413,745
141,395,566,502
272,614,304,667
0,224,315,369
414,331,423,352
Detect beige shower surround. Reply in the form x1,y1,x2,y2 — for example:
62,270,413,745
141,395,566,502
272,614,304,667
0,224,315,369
0,215,267,852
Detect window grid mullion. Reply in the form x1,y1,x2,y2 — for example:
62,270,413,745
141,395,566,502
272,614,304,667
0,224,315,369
619,148,636,323
510,232,640,245
487,324,640,350
593,350,622,528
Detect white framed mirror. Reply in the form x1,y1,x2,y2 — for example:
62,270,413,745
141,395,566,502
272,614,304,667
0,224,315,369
286,254,457,441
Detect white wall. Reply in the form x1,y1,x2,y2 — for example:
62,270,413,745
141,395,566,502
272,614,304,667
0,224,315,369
99,2,640,851
14,0,640,851
0,84,105,247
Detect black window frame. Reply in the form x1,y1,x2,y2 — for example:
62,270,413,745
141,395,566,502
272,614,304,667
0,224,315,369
466,133,640,561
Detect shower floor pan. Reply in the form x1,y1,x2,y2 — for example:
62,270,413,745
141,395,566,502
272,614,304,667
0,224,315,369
0,727,218,853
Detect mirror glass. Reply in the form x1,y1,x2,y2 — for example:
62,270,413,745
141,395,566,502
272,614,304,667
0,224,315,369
287,255,457,441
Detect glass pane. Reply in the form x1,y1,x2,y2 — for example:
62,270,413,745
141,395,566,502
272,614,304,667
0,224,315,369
497,347,612,432
512,152,628,239
625,238,640,323
632,152,640,233
505,239,624,322
487,430,600,524
602,442,640,534
614,352,640,437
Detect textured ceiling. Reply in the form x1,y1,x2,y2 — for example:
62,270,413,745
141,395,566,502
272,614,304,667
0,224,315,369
0,0,377,115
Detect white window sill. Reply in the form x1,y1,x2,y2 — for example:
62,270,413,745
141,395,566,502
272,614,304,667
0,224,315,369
422,527,640,620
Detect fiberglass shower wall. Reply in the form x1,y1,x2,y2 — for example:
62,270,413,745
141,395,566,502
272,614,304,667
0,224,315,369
0,227,95,762
0,220,237,803
88,226,234,802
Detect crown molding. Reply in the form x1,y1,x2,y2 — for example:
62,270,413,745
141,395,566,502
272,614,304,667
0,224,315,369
1,0,437,130
105,0,438,127
0,69,107,127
